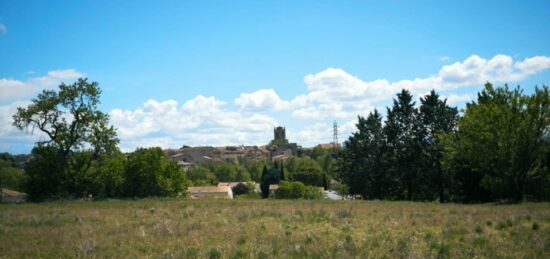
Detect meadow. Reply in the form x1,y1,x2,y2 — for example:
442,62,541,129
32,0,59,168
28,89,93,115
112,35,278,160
0,199,549,258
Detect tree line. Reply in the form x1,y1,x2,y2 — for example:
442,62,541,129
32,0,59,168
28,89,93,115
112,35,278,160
336,83,550,202
5,78,548,203
3,78,334,201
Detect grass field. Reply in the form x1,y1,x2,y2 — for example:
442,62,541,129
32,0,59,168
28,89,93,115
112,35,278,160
1,199,549,258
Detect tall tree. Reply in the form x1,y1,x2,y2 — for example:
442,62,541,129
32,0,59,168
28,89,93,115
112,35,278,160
13,78,118,158
455,83,550,201
260,165,270,198
12,78,119,200
384,89,423,200
280,161,285,181
337,110,389,199
419,90,459,202
123,147,190,197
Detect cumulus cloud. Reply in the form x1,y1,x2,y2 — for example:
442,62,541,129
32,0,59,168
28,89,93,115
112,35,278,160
110,95,279,151
0,69,84,102
444,94,475,106
3,54,550,152
234,88,290,111
0,23,6,34
0,100,46,151
289,54,550,120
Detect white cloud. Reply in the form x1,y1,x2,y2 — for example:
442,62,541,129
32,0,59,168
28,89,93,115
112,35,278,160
234,88,290,111
108,54,550,150
3,54,550,153
0,100,48,152
444,94,475,106
0,69,84,102
0,23,6,34
110,95,279,151
289,54,550,120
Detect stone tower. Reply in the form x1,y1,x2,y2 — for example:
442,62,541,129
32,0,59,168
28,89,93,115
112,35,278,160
271,126,289,145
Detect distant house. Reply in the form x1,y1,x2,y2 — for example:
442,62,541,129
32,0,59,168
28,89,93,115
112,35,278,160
1,188,27,203
187,186,233,199
269,184,279,194
176,161,194,171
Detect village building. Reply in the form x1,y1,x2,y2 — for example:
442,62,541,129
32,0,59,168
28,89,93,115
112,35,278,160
187,186,233,199
1,188,27,203
269,184,279,194
168,125,314,167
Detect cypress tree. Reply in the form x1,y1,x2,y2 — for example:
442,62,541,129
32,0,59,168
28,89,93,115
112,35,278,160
280,161,285,181
260,165,269,198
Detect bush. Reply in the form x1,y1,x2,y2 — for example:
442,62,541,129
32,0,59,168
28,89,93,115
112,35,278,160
289,158,324,187
275,181,323,199
232,183,249,196
123,147,190,197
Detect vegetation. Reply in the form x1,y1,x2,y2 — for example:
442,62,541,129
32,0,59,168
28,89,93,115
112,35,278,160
5,79,550,204
337,84,550,202
10,79,190,201
0,153,26,191
123,147,190,198
0,199,548,258
274,181,323,199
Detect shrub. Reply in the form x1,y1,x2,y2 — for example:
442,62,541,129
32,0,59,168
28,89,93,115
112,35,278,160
532,222,540,230
275,181,323,199
232,183,249,196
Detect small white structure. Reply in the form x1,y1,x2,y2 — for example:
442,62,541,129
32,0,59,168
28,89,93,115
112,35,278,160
177,161,194,171
269,184,279,194
188,186,233,199
1,188,27,203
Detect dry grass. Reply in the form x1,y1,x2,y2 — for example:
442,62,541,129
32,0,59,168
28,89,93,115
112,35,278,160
1,199,549,258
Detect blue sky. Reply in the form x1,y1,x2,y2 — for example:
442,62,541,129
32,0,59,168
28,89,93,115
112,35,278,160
1,1,550,153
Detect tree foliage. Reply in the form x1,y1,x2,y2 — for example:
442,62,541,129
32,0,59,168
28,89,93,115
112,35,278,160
337,84,550,202
274,181,323,199
0,153,27,192
450,83,550,201
123,147,190,197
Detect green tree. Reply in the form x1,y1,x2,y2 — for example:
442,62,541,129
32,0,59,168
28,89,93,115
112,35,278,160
290,158,324,187
246,160,267,182
384,89,423,200
235,166,251,182
310,145,326,160
187,166,217,185
0,153,27,192
274,181,323,199
24,146,67,201
215,163,237,182
12,78,119,200
337,110,388,199
454,83,550,201
260,165,270,198
13,78,118,157
280,161,285,181
419,90,459,202
123,147,190,197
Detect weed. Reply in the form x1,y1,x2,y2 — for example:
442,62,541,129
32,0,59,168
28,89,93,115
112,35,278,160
336,210,352,219
475,225,483,234
532,222,540,230
0,199,548,258
208,248,221,259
